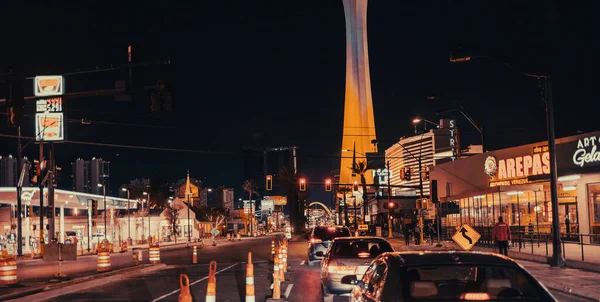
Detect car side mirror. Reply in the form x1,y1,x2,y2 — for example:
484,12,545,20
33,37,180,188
316,251,324,257
341,275,358,285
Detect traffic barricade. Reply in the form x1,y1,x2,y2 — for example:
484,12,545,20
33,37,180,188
192,245,198,264
0,254,18,285
206,261,217,302
179,274,192,302
97,250,111,272
149,243,160,264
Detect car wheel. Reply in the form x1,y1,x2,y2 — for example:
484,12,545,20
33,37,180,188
322,284,334,302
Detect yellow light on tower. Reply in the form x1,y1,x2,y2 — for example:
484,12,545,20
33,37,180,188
299,178,307,191
325,178,332,191
266,175,273,191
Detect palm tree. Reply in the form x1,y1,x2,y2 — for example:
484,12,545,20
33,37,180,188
278,167,306,233
337,186,352,227
242,180,257,234
352,160,369,224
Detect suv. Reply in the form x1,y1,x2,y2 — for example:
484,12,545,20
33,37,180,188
307,226,351,266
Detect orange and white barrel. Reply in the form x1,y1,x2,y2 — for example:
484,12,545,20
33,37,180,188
0,255,18,285
206,261,217,302
97,251,111,272
149,243,160,264
246,252,255,302
192,245,198,264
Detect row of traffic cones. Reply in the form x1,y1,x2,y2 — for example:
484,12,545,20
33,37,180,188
268,236,289,301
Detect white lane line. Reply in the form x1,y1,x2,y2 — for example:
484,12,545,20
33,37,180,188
284,283,294,298
151,262,238,301
300,260,305,265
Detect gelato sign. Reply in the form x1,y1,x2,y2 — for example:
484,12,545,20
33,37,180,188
572,136,600,167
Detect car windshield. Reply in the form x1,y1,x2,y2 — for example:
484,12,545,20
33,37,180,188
396,264,548,301
313,227,350,241
331,240,393,258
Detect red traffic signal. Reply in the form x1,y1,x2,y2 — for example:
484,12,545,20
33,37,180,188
352,181,359,191
299,178,307,191
325,178,332,191
266,175,273,191
388,202,395,209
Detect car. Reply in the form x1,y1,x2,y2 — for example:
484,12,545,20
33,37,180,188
320,237,394,301
306,225,351,266
341,251,558,301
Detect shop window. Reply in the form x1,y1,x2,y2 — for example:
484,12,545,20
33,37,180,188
587,183,600,243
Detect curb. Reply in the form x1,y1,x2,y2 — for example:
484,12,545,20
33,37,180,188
540,279,600,301
2,264,167,302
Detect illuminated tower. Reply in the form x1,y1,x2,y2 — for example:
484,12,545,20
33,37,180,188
339,0,377,190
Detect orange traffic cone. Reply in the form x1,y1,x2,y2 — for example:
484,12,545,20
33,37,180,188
272,264,281,299
179,274,192,302
206,261,217,302
192,245,198,264
246,252,255,302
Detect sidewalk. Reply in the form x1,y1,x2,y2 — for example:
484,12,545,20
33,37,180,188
386,237,600,301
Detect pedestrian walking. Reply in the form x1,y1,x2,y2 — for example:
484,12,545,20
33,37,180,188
403,225,411,247
492,216,511,256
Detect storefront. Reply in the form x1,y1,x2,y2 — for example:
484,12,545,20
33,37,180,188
430,131,600,243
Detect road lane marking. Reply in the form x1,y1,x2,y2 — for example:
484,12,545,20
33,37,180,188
284,283,294,298
300,260,305,265
151,262,238,301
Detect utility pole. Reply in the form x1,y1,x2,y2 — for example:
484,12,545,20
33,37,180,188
387,161,393,238
418,150,424,246
16,126,23,256
38,142,45,254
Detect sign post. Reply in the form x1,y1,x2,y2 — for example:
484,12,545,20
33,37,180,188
452,224,481,251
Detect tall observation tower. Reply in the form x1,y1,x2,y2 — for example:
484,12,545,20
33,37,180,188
339,0,377,192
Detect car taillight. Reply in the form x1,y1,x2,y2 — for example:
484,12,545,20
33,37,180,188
460,293,491,301
327,265,356,275
311,238,322,244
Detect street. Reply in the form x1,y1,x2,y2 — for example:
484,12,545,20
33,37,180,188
1,234,594,301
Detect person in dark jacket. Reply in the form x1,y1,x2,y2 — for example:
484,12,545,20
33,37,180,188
492,216,511,256
403,225,411,247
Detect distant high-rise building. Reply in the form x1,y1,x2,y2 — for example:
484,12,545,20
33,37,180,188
71,158,110,195
218,188,235,213
242,146,298,197
0,155,30,187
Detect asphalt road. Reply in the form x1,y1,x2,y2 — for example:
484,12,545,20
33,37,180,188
3,234,595,302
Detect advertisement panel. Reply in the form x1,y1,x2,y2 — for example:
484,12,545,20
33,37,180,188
35,113,64,141
265,195,287,206
34,76,65,97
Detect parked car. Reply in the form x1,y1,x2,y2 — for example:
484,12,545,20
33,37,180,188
306,225,351,266
342,251,558,301
321,237,394,301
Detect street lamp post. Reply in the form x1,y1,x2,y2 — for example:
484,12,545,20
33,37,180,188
186,192,191,243
122,188,132,245
98,183,107,243
450,53,564,267
143,192,151,243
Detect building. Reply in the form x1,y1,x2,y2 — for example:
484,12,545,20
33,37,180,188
242,146,298,196
71,158,110,195
217,188,235,213
339,0,378,186
0,155,30,187
431,130,600,244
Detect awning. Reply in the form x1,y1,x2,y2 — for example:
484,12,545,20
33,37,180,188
0,187,137,210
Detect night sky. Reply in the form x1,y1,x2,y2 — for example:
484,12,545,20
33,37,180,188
0,1,597,205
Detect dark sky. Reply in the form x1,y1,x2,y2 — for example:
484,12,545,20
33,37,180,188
1,1,598,205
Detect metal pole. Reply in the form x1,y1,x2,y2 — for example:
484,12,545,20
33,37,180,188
127,190,131,240
418,143,424,246
480,126,485,152
103,183,107,242
16,126,23,256
48,142,55,242
148,193,151,243
343,193,347,227
545,76,565,268
436,205,442,247
87,200,91,252
387,161,393,238
39,141,45,254
187,194,191,242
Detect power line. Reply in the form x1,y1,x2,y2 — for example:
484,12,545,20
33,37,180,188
0,133,234,154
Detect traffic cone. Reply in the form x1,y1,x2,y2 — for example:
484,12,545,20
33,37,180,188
246,252,255,302
271,237,276,261
206,261,217,302
192,245,198,264
278,245,284,281
179,274,192,302
272,263,281,299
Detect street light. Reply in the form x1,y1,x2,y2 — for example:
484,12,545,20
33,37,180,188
98,183,107,242
143,191,151,243
122,187,132,245
450,52,564,268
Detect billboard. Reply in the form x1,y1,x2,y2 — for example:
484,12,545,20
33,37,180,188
265,195,287,206
261,199,274,212
35,113,64,141
34,76,65,97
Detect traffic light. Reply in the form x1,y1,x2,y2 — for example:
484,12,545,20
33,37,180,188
92,200,98,216
299,178,306,191
126,44,144,96
416,199,422,209
325,178,332,192
422,198,429,209
353,181,359,191
431,180,439,203
404,168,411,181
422,166,430,181
151,58,176,112
266,175,273,191
399,167,405,181
7,79,24,127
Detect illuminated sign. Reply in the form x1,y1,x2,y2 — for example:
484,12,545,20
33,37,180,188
495,152,550,180
572,136,600,167
372,169,391,187
35,113,64,141
265,195,287,206
36,97,63,113
260,199,275,212
34,76,65,97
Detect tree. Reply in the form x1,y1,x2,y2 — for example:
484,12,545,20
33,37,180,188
149,173,169,208
337,186,352,227
162,204,181,243
278,167,306,233
242,180,257,234
352,160,369,224
200,207,226,229
134,208,149,242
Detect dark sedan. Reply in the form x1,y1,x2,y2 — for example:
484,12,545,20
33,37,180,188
342,251,558,301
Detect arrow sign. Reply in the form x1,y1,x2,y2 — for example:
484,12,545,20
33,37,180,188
452,224,481,251
459,227,472,244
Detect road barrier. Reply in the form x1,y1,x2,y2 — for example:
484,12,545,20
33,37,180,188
97,251,111,272
178,274,192,302
0,254,18,285
272,261,281,299
271,238,276,261
132,250,139,265
149,243,160,264
278,244,284,281
246,252,255,302
192,245,198,264
206,261,217,302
